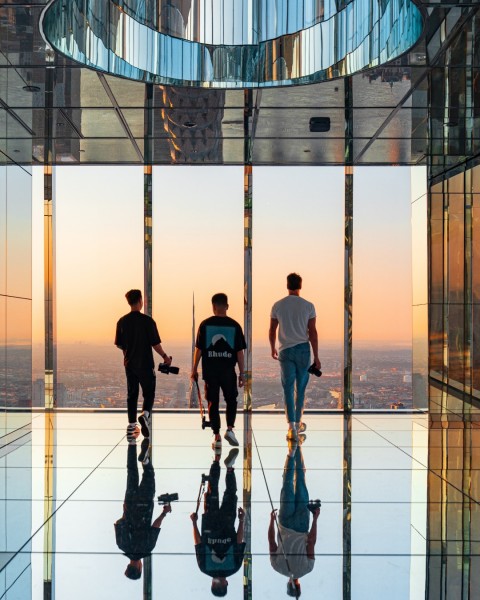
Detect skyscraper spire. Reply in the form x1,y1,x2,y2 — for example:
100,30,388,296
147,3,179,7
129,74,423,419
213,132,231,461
188,292,198,408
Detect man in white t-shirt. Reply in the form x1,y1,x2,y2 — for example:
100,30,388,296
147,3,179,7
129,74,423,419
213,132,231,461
269,273,321,441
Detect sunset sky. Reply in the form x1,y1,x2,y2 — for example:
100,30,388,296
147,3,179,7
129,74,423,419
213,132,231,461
32,165,423,347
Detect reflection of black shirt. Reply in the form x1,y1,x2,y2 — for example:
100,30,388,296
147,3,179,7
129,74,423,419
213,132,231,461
195,541,246,577
195,316,246,379
115,311,161,371
114,520,160,561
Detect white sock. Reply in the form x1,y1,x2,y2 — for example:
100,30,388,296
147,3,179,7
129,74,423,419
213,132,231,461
129,422,137,427
143,411,150,418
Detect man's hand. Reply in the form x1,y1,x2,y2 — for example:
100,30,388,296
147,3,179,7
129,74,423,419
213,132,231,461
312,507,320,519
238,507,245,521
190,513,198,522
271,348,278,360
270,508,277,521
314,357,321,370
238,374,245,388
162,503,172,514
163,355,172,366
191,370,198,382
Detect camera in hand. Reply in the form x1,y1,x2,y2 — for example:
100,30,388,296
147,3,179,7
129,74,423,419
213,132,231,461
158,492,179,504
158,363,179,375
307,499,321,513
307,363,322,377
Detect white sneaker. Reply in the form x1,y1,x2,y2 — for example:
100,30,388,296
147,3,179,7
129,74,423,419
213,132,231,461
224,429,239,447
286,428,298,442
138,413,150,438
224,448,239,468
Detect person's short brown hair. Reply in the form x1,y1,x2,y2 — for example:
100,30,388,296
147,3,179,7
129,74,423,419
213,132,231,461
286,273,302,291
125,289,142,306
125,564,142,580
211,293,228,307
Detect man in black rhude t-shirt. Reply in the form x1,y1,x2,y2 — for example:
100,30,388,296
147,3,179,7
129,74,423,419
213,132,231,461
191,293,246,449
190,449,245,597
115,289,171,439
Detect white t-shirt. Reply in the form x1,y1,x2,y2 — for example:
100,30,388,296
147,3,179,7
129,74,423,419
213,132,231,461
270,525,315,578
270,295,316,352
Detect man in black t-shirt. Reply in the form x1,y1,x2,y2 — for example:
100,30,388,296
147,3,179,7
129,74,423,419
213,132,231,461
114,441,171,580
190,450,245,596
191,293,246,448
115,289,171,438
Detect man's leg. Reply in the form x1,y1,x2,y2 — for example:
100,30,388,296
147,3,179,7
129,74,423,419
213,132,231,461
126,368,140,426
293,343,311,424
205,379,221,437
139,369,156,414
221,371,239,446
279,348,296,427
138,369,156,438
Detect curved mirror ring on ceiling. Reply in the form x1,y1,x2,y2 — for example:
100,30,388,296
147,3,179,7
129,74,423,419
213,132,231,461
40,0,424,88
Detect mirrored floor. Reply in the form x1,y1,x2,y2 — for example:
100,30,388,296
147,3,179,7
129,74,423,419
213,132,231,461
0,412,431,598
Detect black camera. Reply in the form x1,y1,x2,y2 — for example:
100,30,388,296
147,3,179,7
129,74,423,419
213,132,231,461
158,363,179,375
307,363,322,377
307,499,321,513
158,492,179,504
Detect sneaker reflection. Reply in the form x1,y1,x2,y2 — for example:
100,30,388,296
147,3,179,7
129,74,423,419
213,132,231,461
268,443,321,598
114,440,171,580
190,449,246,596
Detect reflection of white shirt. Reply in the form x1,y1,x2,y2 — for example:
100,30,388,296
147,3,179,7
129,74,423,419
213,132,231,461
270,525,315,578
271,296,316,352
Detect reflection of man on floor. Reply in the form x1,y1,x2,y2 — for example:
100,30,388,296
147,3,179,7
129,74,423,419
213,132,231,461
268,444,320,597
190,449,246,597
114,441,171,580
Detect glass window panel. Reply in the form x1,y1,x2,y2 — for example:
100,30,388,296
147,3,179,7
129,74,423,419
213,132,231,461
352,167,412,409
55,166,143,407
6,165,31,299
153,166,243,408
0,165,5,296
253,167,344,409
5,298,31,411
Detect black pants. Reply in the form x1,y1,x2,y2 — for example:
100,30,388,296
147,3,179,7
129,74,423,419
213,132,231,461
124,444,155,525
126,367,156,423
204,371,238,435
203,461,237,529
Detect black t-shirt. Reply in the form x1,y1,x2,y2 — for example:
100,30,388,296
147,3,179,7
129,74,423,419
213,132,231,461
195,541,246,578
195,316,246,379
114,519,160,560
115,311,161,371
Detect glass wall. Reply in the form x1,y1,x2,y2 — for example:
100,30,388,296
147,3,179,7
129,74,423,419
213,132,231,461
253,167,344,409
54,167,143,408
352,167,413,409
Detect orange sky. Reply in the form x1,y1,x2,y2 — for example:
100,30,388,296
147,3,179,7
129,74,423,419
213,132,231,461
32,165,425,347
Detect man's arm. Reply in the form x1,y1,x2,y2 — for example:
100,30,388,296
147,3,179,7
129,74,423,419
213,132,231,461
152,503,172,528
153,343,172,365
306,508,320,558
190,513,201,544
268,509,278,553
307,318,321,369
191,347,202,381
237,350,245,388
236,507,245,543
269,318,279,360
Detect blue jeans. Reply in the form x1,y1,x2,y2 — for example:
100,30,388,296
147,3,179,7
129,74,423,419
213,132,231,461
279,450,310,532
278,342,310,423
